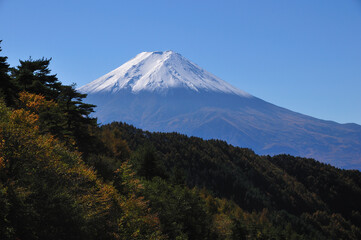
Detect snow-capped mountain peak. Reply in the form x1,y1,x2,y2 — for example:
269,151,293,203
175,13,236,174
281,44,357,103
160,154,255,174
78,51,250,97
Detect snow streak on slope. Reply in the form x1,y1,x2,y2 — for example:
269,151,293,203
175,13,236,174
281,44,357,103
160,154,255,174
78,51,250,97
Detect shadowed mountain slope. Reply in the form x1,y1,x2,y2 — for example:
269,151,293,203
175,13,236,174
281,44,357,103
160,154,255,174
79,51,361,169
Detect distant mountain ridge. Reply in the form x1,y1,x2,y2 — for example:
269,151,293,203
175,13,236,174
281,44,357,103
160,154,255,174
79,51,361,169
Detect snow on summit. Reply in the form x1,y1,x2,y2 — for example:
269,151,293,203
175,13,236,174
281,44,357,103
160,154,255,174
78,51,250,97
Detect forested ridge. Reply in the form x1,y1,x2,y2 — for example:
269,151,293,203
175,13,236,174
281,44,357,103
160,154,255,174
1,41,361,239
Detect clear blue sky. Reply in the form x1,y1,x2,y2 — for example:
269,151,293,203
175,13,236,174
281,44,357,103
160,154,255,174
1,0,361,124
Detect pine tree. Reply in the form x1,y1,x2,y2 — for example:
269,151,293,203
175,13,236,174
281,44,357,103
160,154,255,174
133,146,167,180
0,40,17,106
11,57,97,152
57,84,97,153
11,57,62,99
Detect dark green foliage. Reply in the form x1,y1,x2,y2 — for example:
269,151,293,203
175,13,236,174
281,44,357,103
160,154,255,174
270,154,361,216
0,183,13,239
2,45,361,239
270,155,361,239
11,57,61,99
142,178,213,239
57,84,97,153
101,122,361,239
9,56,97,152
130,145,167,180
0,47,164,239
86,127,131,181
0,41,17,106
103,123,320,213
0,98,164,240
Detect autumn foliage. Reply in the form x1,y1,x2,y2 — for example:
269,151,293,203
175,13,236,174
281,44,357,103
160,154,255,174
1,42,361,239
0,97,164,239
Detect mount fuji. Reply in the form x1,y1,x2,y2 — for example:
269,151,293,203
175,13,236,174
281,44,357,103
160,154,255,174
79,51,361,169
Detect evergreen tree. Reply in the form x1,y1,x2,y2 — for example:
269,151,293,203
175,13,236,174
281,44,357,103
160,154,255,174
57,84,97,153
0,40,17,106
131,146,167,180
11,57,97,152
11,57,62,99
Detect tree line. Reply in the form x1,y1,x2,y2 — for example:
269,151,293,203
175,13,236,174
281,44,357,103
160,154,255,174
1,40,361,239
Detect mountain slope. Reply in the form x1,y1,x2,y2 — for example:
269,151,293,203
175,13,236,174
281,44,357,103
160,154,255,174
98,122,361,239
79,51,361,169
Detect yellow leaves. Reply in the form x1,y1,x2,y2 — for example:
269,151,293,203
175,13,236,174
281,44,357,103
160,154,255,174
5,92,59,143
115,161,144,196
100,128,131,160
114,161,165,239
78,182,117,220
18,91,57,113
118,193,163,240
0,95,164,239
38,134,55,149
212,213,233,239
10,109,39,130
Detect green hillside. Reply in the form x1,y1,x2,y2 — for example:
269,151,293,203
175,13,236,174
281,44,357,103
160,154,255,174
1,42,361,239
97,122,361,239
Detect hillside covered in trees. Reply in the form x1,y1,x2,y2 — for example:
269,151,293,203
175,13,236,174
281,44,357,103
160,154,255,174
1,41,361,239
